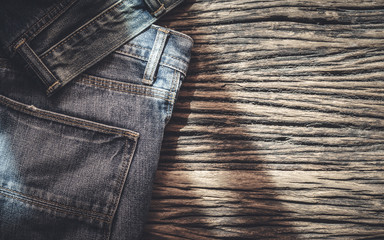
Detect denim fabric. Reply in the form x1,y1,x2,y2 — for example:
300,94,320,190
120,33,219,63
0,25,193,240
0,0,184,95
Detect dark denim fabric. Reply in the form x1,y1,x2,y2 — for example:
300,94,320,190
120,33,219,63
0,23,193,239
0,0,184,95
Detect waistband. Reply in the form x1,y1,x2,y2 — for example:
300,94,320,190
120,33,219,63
116,25,193,77
78,25,193,104
0,0,185,96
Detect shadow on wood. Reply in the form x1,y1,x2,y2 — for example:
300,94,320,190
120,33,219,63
143,3,301,238
144,0,384,239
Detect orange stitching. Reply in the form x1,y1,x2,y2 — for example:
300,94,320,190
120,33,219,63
79,79,172,102
41,1,124,60
81,74,171,95
158,28,170,34
82,77,163,95
83,75,169,95
14,38,26,50
46,80,61,94
78,77,174,102
142,79,152,84
152,4,165,15
0,96,138,138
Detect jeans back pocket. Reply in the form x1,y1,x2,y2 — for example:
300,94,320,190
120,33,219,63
0,95,139,224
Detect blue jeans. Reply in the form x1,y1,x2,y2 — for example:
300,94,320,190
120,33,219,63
0,23,193,239
0,0,185,95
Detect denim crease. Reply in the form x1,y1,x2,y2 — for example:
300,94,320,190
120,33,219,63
0,14,193,240
0,0,185,95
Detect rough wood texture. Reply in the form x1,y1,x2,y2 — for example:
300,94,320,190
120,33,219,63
144,1,384,239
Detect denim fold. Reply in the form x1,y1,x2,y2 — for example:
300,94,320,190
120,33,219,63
0,0,185,95
0,0,193,239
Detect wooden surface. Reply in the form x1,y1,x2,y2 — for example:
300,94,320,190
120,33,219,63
144,1,384,239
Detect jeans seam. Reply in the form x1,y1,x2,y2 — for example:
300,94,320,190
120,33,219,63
79,75,174,102
43,18,158,93
119,43,189,65
0,95,141,223
0,187,110,222
171,69,178,92
150,25,193,42
165,70,178,122
152,4,165,16
40,1,124,60
80,79,173,102
104,137,138,240
109,138,130,215
81,75,171,96
115,50,148,61
46,80,61,94
114,49,187,75
109,139,135,234
143,29,169,84
16,41,54,87
0,95,139,138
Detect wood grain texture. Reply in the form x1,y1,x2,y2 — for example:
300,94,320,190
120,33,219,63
143,0,384,239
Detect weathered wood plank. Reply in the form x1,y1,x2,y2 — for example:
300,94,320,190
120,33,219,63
143,0,384,239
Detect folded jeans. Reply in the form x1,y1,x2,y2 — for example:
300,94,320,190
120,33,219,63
0,24,193,240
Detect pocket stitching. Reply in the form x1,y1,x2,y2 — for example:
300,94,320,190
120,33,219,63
0,95,139,222
0,95,138,138
108,138,136,217
78,75,176,103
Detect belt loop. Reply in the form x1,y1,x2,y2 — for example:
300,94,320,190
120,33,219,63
13,38,60,95
144,0,167,17
142,28,169,86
